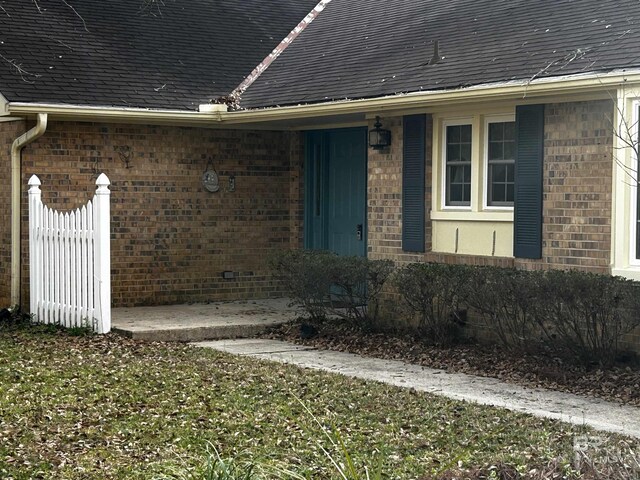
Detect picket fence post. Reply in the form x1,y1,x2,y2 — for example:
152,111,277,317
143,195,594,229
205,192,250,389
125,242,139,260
93,173,111,334
28,175,42,318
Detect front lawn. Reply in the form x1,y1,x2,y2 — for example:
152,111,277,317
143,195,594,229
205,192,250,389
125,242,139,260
0,329,634,479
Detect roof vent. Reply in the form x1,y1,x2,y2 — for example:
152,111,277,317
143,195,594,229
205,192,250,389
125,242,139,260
428,40,442,65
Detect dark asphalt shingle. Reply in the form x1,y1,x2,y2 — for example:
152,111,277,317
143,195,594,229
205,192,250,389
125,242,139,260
241,0,640,108
0,0,317,110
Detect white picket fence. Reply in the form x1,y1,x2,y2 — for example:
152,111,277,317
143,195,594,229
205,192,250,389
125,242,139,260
28,174,111,334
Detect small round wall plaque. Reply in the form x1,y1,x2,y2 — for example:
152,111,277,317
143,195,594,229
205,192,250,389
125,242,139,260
202,169,220,192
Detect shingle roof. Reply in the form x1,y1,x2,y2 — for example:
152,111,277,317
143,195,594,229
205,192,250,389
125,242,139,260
241,0,640,108
0,0,317,110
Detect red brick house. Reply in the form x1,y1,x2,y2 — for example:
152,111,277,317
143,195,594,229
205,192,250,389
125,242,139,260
2,0,640,309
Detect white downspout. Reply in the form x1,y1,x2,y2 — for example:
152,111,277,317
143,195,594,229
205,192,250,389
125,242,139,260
11,113,48,306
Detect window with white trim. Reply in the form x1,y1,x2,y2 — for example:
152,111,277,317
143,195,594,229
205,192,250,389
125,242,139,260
486,121,516,206
445,123,472,206
634,103,640,261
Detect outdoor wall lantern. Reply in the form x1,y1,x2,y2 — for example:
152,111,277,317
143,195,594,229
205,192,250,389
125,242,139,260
369,116,391,150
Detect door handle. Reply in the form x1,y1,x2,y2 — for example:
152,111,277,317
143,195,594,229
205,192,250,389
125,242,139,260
356,224,363,241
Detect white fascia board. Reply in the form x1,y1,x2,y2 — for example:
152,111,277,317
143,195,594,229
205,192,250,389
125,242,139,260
0,92,8,116
7,68,640,126
0,92,22,122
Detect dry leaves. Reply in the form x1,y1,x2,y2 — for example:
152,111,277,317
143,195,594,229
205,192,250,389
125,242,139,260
266,320,640,407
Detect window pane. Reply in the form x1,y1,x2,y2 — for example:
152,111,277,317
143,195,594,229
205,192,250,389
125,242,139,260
504,121,515,139
460,144,472,162
487,121,515,207
504,140,515,160
488,141,503,160
447,144,460,162
449,184,462,203
463,184,471,202
448,125,460,142
463,165,471,182
491,182,503,203
450,165,464,183
460,124,472,143
489,123,502,142
446,124,472,206
506,183,514,202
506,164,514,183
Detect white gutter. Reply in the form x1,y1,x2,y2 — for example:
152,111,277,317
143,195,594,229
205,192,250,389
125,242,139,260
6,69,640,125
11,113,48,305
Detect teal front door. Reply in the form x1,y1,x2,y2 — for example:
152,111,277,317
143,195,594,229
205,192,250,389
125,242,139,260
305,128,367,256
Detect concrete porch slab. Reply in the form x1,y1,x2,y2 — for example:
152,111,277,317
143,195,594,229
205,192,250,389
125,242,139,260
111,298,299,342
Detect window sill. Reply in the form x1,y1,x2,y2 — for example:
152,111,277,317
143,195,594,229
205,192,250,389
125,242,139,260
612,267,640,281
431,211,514,222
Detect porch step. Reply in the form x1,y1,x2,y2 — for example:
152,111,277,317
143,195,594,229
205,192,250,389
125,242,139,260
111,299,299,342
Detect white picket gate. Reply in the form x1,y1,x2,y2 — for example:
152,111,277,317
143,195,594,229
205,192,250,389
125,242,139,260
28,174,111,334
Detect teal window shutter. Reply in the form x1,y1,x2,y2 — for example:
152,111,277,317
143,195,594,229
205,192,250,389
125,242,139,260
514,105,544,259
402,114,426,252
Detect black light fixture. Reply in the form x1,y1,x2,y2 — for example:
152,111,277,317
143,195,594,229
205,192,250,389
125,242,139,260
369,116,391,150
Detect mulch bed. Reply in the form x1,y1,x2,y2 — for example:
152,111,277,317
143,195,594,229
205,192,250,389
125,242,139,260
264,319,640,407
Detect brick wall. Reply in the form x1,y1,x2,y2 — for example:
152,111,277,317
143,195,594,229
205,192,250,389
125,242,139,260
367,114,513,268
289,131,305,249
0,119,27,306
367,115,433,264
0,99,616,310
515,99,614,273
12,121,302,307
368,101,614,272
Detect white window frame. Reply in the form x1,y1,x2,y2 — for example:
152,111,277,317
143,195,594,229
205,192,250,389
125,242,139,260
483,114,516,211
628,100,640,267
441,117,474,211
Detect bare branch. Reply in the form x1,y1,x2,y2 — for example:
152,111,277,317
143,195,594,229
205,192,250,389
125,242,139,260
605,83,640,186
140,0,166,16
524,48,591,97
32,0,42,13
0,4,10,17
0,53,41,83
44,35,74,51
60,0,88,32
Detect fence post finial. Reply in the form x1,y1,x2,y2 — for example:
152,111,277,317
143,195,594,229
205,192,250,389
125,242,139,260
95,173,110,193
28,174,41,190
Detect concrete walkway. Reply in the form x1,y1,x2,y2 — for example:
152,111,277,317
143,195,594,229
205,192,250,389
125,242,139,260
195,338,640,439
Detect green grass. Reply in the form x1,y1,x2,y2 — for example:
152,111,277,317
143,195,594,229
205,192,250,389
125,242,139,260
0,328,635,479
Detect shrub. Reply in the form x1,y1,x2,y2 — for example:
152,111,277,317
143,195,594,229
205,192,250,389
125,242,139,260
270,249,394,326
465,267,544,350
269,249,335,321
393,263,470,345
327,255,394,327
535,270,640,367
